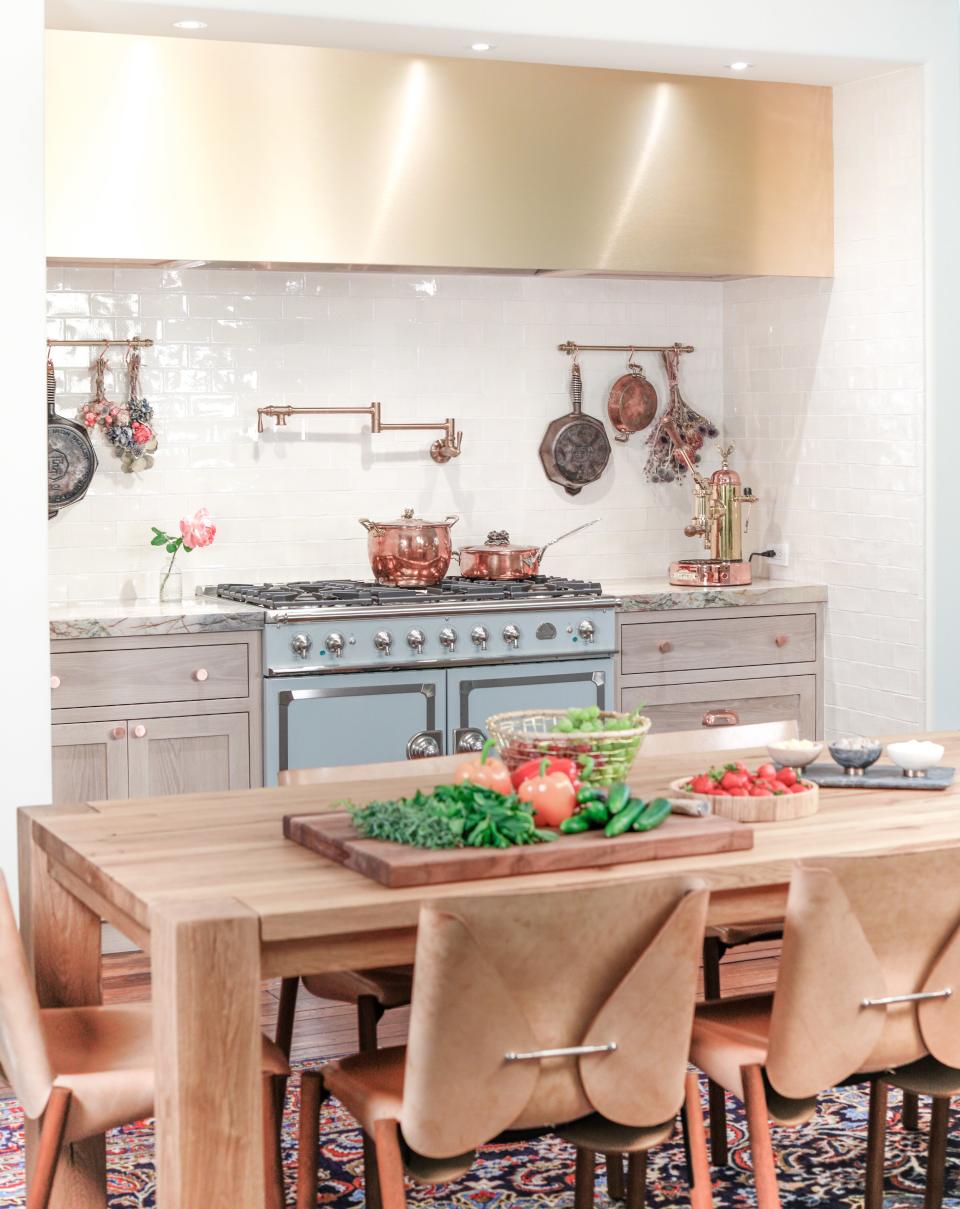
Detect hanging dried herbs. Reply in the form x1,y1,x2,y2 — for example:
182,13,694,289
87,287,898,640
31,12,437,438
644,345,718,484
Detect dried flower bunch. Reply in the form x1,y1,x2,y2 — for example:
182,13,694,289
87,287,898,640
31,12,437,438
78,346,158,472
644,346,718,483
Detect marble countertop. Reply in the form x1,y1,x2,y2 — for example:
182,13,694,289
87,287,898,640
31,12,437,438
49,577,827,639
604,577,827,612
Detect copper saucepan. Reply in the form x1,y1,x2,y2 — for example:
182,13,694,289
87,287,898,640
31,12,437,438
455,519,599,580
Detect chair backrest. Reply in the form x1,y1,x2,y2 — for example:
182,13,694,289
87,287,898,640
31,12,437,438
279,753,470,786
640,719,798,759
0,874,53,1119
766,847,960,1102
399,874,709,1159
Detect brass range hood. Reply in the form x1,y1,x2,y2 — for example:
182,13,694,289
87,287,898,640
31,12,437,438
45,33,833,278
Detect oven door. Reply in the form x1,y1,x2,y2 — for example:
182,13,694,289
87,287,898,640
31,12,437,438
446,657,614,754
264,670,447,785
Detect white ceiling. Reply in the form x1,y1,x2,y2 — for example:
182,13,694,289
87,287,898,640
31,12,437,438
45,0,912,85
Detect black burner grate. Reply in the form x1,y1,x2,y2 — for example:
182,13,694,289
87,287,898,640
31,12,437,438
212,576,604,609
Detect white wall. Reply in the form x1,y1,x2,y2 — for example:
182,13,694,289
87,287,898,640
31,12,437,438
2,0,48,889
46,270,723,599
725,68,925,739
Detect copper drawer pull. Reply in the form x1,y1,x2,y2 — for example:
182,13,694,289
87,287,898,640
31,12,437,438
50,675,61,690
133,725,147,739
774,634,789,647
658,640,674,654
193,668,209,682
111,726,126,740
703,710,739,728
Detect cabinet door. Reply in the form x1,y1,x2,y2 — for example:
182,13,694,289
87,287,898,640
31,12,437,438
621,675,818,738
52,721,129,803
127,712,251,796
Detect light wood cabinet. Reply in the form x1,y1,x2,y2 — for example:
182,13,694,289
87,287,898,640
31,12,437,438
127,713,250,796
52,720,129,802
617,601,824,738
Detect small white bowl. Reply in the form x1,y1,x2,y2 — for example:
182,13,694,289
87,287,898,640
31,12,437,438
885,740,944,777
767,739,823,769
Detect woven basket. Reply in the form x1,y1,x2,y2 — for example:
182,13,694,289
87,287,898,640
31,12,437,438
486,709,651,786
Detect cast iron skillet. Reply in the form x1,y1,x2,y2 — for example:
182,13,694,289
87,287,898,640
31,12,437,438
47,358,97,519
539,360,611,495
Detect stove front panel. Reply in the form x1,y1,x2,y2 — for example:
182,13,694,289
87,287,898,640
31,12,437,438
264,604,617,676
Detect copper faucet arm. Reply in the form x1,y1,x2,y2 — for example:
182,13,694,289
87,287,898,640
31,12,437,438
255,400,461,461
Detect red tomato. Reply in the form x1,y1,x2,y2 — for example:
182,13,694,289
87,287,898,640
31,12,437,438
756,763,778,781
749,787,773,797
776,767,798,787
691,774,715,794
721,770,749,792
726,787,749,797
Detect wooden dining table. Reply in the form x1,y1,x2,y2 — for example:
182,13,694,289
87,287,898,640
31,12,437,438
18,730,960,1208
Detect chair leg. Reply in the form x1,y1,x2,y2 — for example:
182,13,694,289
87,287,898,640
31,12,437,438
357,994,385,1054
363,1131,384,1209
864,1079,888,1209
625,1151,647,1209
903,1090,921,1131
741,1065,781,1209
702,937,729,1166
372,1119,407,1209
924,1096,951,1209
683,1072,714,1209
296,1070,326,1209
274,976,300,1121
574,1148,596,1209
263,1073,286,1209
26,1087,71,1209
605,1152,625,1200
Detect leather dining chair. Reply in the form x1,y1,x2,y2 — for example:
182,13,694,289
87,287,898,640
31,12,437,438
689,846,960,1208
872,1065,957,1207
640,718,799,1164
0,873,290,1209
295,872,713,1209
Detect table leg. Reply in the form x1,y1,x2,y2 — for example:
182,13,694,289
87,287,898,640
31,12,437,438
152,898,263,1209
17,807,106,1209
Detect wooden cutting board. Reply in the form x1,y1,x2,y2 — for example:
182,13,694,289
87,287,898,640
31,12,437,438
282,810,754,888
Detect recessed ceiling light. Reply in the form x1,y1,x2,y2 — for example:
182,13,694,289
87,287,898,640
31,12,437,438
470,42,494,52
173,19,208,30
727,61,752,71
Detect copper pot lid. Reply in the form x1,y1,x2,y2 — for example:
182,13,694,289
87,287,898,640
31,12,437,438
459,530,536,554
360,507,459,532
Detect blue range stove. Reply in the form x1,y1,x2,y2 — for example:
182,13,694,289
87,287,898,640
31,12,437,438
207,577,619,785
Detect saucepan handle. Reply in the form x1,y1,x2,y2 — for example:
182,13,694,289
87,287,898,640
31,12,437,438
358,518,380,533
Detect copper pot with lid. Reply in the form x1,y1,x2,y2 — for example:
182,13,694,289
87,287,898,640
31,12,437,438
455,519,598,580
359,507,459,587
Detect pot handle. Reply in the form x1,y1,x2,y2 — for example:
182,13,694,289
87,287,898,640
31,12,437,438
445,515,460,527
451,549,462,562
358,518,381,533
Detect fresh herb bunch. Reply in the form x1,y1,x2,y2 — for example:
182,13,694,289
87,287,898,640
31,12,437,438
350,782,556,850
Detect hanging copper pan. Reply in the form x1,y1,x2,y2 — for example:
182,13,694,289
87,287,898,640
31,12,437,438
607,348,659,443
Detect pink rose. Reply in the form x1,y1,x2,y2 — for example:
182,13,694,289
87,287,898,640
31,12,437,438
180,508,216,550
132,422,152,443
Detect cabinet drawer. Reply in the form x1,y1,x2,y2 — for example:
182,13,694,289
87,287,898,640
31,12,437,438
621,675,818,738
620,613,817,675
50,643,249,709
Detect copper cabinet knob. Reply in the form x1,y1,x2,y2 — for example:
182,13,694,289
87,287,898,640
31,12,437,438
192,668,209,682
133,724,147,739
50,675,61,690
111,726,126,740
774,634,789,647
658,641,674,654
703,710,739,728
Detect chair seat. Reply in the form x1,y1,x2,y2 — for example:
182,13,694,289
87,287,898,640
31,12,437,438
302,966,413,1009
322,1043,406,1136
41,1002,289,1143
884,1056,960,1099
706,921,784,949
691,993,773,1100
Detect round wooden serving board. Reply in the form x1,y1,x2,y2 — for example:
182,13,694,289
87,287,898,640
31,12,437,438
669,777,819,823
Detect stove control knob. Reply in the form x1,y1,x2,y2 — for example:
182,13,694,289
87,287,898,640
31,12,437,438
502,623,521,649
439,626,458,652
325,632,345,659
471,625,489,651
578,619,596,644
374,630,393,655
290,633,313,659
407,628,425,653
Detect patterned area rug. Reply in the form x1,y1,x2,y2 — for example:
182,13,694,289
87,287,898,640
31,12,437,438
0,1071,953,1207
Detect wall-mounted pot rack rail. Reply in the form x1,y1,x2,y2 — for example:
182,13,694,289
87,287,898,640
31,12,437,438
256,401,462,464
558,340,695,356
47,338,155,348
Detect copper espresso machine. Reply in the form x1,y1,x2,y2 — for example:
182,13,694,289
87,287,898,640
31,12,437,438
664,422,758,586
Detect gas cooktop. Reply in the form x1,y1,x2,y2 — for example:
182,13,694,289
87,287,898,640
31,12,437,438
207,576,606,610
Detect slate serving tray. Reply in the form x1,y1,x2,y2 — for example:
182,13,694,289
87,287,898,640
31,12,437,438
800,763,955,790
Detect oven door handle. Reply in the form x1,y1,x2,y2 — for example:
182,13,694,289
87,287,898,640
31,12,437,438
453,727,486,754
406,730,443,760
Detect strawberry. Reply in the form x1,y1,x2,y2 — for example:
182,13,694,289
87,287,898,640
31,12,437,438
690,774,715,794
789,782,808,794
756,762,778,781
721,770,749,792
776,767,798,787
726,787,748,797
749,786,773,797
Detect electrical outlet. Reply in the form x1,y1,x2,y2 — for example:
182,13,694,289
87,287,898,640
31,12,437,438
767,543,790,567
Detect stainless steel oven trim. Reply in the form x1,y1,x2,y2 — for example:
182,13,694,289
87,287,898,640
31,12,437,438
457,668,607,727
263,596,621,625
266,650,615,678
278,681,437,770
